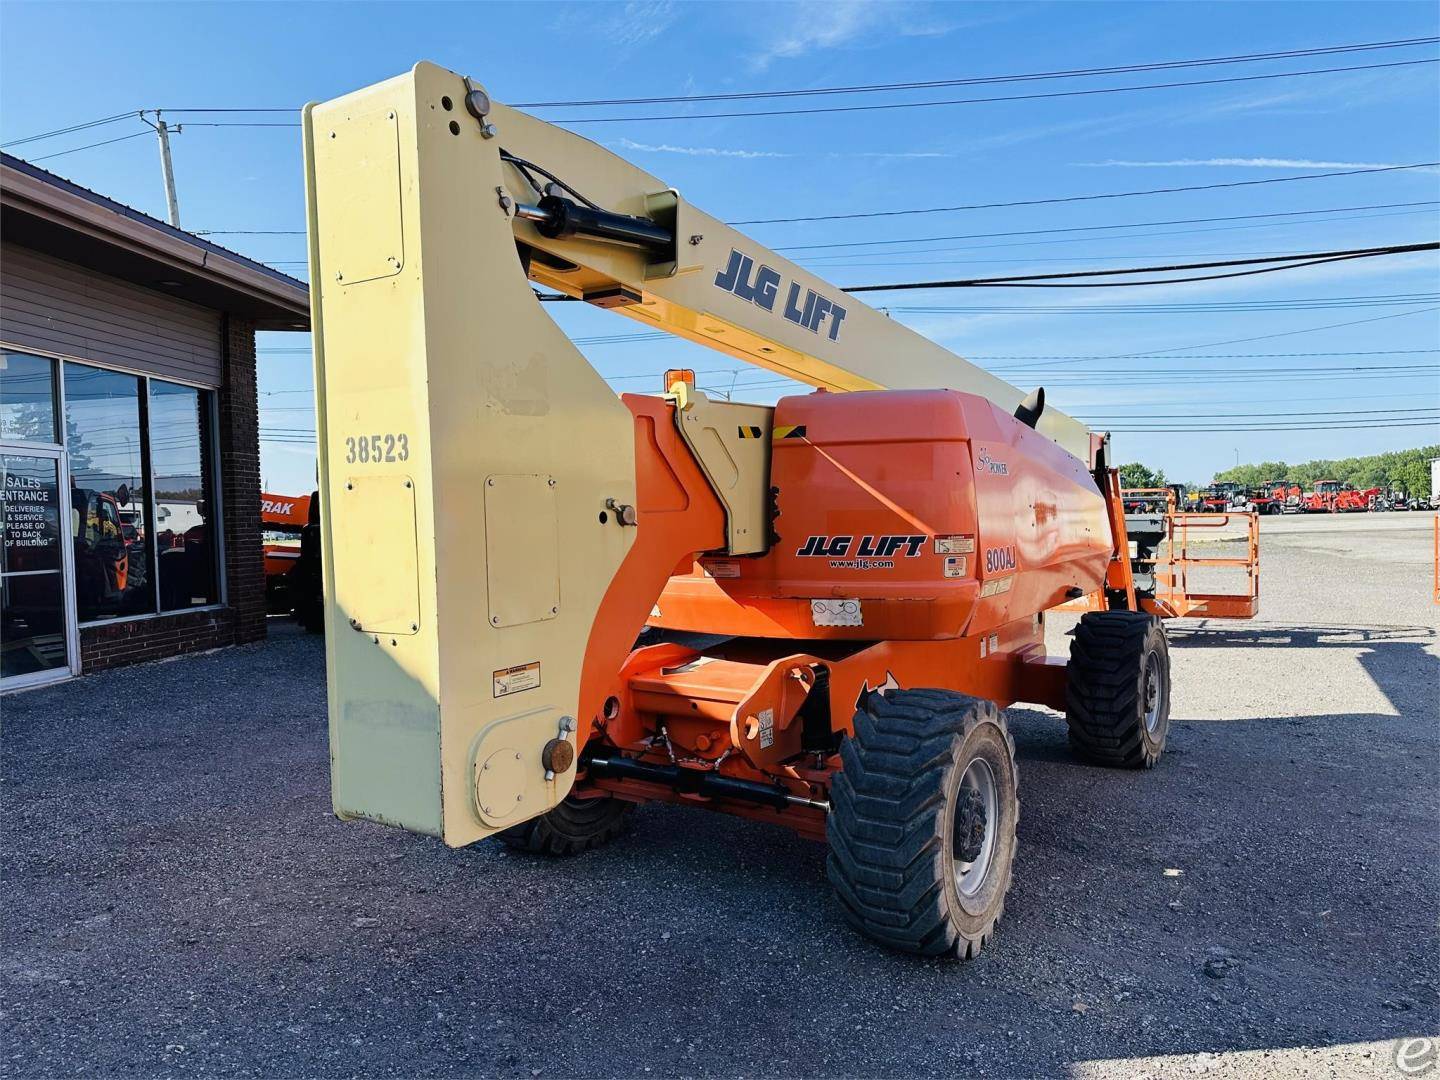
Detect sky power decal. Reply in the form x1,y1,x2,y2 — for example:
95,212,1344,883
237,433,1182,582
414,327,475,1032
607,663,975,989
797,534,926,571
713,248,848,342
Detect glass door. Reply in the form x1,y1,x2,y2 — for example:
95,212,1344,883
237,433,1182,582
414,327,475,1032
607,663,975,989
2,447,77,689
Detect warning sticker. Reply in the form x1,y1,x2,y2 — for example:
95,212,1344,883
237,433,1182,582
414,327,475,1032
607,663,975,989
493,661,541,698
978,577,1014,598
703,559,742,579
811,598,863,627
943,555,968,579
935,534,976,555
757,708,775,749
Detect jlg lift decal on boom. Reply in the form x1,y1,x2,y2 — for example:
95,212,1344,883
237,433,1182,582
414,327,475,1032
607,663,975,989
713,248,849,342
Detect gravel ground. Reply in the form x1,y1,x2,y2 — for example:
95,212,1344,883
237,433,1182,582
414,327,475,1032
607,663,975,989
3,514,1437,1079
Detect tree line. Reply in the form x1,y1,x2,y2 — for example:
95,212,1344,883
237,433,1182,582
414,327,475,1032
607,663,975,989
1119,445,1438,500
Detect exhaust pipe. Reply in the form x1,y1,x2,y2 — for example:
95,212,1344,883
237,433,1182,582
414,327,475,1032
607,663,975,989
586,755,828,812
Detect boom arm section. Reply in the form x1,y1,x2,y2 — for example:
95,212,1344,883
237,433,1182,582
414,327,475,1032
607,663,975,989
469,67,1089,459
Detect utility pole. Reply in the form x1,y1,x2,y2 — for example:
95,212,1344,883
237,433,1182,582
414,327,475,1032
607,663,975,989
144,110,182,228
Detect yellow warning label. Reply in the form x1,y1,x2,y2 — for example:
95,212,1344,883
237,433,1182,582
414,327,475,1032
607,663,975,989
737,425,764,439
492,661,541,698
772,424,808,441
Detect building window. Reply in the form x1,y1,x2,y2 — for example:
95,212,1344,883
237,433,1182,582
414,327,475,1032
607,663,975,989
149,380,218,610
63,362,155,621
2,351,222,625
1,350,58,443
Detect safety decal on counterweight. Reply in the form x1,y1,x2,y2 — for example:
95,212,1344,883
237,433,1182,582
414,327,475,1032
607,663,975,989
493,661,541,699
978,577,1014,598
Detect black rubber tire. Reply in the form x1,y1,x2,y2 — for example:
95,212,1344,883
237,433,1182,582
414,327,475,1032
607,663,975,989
1066,611,1171,769
498,793,633,856
826,689,1018,960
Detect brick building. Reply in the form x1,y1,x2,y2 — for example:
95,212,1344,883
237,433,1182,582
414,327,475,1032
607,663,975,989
1,153,309,690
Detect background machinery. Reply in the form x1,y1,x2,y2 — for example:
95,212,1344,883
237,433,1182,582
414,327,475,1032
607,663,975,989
303,64,1257,959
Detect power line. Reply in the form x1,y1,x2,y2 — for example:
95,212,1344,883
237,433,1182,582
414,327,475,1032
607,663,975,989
968,349,1440,359
142,37,1440,116
196,198,1440,244
842,243,1439,291
777,201,1440,254
1094,306,1439,356
541,58,1440,124
891,292,1440,312
1102,420,1439,432
26,129,150,163
1,110,137,149
732,164,1440,226
1074,406,1439,418
510,38,1440,106
166,56,1439,132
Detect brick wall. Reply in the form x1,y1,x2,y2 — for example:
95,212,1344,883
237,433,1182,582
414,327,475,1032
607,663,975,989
80,607,241,672
77,312,269,673
217,314,267,645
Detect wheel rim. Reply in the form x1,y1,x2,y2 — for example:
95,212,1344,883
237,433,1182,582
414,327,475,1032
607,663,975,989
1142,652,1162,733
953,757,999,897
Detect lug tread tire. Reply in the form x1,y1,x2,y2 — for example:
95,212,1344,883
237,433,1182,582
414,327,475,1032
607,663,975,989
826,689,1017,960
1066,611,1169,769
498,794,633,856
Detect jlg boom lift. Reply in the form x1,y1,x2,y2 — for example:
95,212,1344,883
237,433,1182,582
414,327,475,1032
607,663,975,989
304,64,1255,959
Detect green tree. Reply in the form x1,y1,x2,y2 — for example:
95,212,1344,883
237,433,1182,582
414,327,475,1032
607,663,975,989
1118,462,1166,489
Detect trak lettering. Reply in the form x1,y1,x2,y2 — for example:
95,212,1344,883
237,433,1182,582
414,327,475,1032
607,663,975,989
714,248,848,342
797,534,927,559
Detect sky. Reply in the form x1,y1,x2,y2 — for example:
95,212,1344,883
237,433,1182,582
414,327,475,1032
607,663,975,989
2,0,1437,492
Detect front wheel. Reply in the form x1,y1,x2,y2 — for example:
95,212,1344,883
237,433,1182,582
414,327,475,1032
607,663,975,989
827,689,1018,960
1066,611,1171,768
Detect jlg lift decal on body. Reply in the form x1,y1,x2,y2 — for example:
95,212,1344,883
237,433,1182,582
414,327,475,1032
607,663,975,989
796,533,927,571
713,248,849,342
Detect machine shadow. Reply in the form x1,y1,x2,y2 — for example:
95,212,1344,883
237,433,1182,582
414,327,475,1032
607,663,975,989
1166,620,1440,720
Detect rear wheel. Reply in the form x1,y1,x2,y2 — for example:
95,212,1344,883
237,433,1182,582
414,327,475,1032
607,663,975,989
827,689,1018,959
1066,611,1171,768
498,793,633,855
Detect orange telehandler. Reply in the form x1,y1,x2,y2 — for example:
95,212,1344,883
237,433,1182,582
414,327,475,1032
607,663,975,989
303,64,1257,959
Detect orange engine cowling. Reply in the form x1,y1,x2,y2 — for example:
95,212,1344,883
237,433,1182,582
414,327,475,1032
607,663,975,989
652,388,1111,641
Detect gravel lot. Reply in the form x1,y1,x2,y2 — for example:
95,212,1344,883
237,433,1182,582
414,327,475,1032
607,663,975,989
4,514,1438,1079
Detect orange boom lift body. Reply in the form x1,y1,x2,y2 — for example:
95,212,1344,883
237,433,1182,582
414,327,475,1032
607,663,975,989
305,63,1258,959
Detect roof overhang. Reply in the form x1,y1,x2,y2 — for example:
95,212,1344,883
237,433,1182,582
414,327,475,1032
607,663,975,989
1,154,310,331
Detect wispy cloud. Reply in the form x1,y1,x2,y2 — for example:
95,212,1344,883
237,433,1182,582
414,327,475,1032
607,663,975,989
615,137,954,160
954,66,1439,155
615,137,788,160
750,0,959,70
554,0,679,49
1077,158,1410,170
